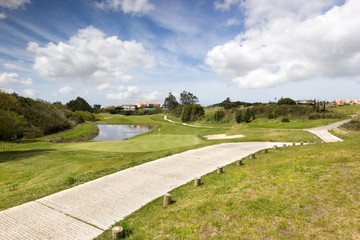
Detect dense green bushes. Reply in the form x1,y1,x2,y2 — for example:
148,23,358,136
181,104,204,122
0,91,75,140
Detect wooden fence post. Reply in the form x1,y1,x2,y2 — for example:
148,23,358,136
163,193,172,206
112,226,124,239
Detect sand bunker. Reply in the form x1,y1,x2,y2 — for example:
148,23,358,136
205,134,244,140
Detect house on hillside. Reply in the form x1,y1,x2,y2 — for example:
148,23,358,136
334,99,360,105
137,101,161,109
122,104,137,110
104,105,116,109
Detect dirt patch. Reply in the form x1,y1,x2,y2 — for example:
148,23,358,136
204,134,244,140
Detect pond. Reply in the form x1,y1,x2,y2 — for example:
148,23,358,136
91,125,154,141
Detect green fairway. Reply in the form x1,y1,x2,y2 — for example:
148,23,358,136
0,113,341,210
95,130,360,240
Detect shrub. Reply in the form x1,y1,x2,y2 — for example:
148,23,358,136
281,118,290,122
71,111,95,123
278,97,296,105
343,120,360,131
236,111,243,123
181,105,192,122
213,110,225,122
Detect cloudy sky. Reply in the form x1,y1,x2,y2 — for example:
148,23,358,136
0,0,359,106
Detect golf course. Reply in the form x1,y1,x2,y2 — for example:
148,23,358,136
1,105,359,239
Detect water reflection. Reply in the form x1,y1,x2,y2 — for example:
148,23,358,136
91,125,153,141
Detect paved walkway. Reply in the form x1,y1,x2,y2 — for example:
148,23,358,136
0,119,350,239
304,119,351,142
0,142,293,240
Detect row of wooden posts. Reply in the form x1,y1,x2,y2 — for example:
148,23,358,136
112,140,323,239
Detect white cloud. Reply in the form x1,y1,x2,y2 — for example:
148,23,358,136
3,63,23,70
214,0,240,11
225,17,242,27
0,12,6,19
27,26,155,84
96,82,110,90
0,72,33,86
23,88,36,97
107,85,140,101
0,0,31,10
206,0,360,88
95,0,154,15
59,85,74,94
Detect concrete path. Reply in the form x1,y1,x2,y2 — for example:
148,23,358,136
1,142,293,240
304,119,351,142
0,119,350,239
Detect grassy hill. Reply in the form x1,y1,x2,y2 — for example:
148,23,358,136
95,127,360,239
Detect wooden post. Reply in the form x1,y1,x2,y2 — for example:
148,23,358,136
236,159,243,166
300,141,304,146
250,153,255,159
217,166,223,174
194,178,201,186
273,145,277,150
292,142,295,147
112,226,124,239
263,149,268,153
283,144,287,147
163,193,172,206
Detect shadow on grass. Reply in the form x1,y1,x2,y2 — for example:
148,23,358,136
0,149,56,163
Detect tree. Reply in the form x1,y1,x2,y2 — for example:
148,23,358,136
236,110,243,123
220,97,232,110
66,97,92,112
213,110,225,122
191,104,205,121
0,110,28,140
243,108,252,123
277,97,296,105
163,92,179,112
180,91,199,105
180,105,192,122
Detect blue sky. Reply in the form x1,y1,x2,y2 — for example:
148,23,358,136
0,0,359,106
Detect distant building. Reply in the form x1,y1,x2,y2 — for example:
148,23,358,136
104,105,116,109
122,104,137,110
296,100,315,105
334,99,360,105
137,101,161,108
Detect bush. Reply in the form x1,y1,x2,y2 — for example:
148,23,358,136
71,111,95,123
236,111,243,123
213,110,225,122
281,118,290,122
0,110,28,140
181,105,192,122
342,120,360,131
278,97,296,105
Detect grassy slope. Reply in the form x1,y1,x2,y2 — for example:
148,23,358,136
39,122,99,142
96,130,360,239
0,114,318,210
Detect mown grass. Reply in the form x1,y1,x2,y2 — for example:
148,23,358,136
96,130,360,240
0,113,319,210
